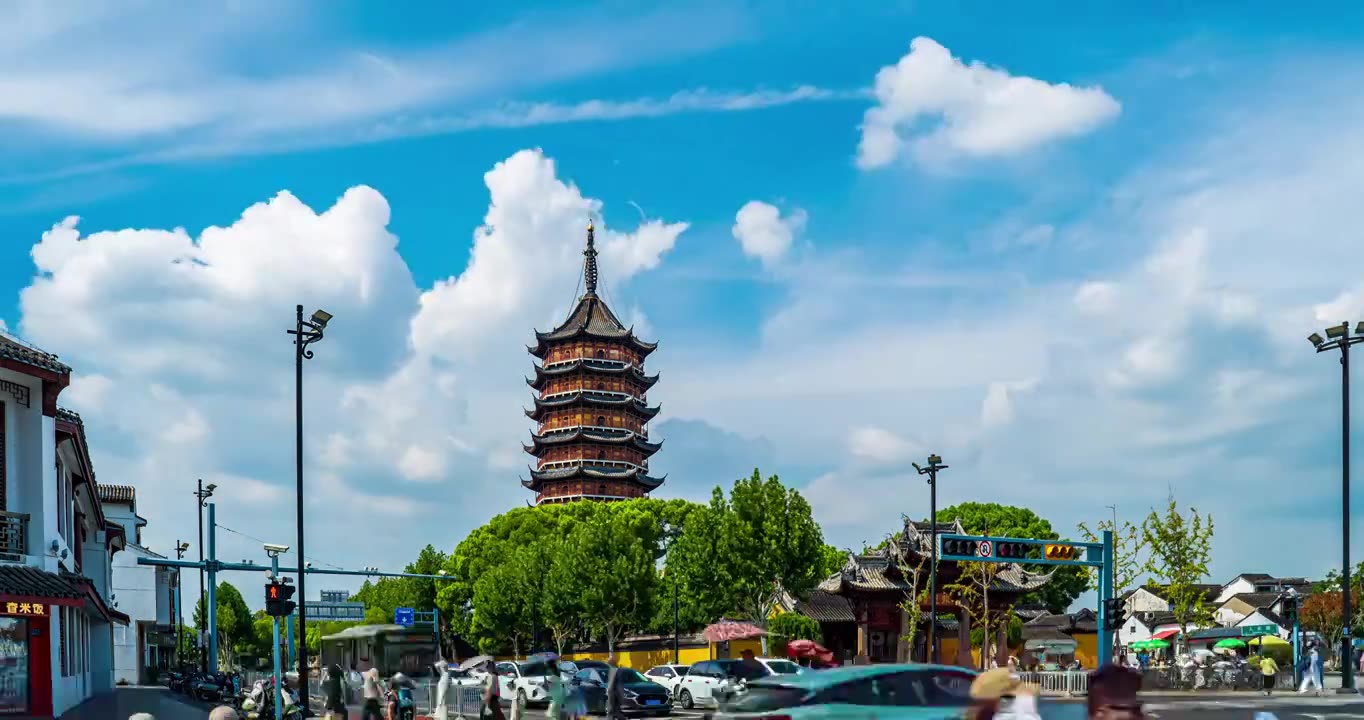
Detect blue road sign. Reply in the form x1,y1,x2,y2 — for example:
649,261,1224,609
395,607,415,627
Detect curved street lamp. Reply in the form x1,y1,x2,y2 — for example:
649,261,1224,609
913,454,948,664
288,306,331,711
1308,321,1364,693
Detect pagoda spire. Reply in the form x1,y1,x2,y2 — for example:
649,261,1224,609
583,219,599,297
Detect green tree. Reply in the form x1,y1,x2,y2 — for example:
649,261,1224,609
768,612,821,657
1141,496,1215,646
889,539,929,661
670,470,825,654
541,536,584,655
817,544,848,578
471,558,532,656
1077,517,1147,599
946,561,1014,669
938,502,1088,613
564,504,660,655
192,582,254,670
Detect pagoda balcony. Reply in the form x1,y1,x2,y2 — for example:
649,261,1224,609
541,388,645,403
538,424,650,439
536,458,649,473
544,356,631,370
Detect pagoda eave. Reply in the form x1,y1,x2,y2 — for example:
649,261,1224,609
528,330,658,360
526,429,663,454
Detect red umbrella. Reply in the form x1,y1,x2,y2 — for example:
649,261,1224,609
703,621,767,642
785,639,834,666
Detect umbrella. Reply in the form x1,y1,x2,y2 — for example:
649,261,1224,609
703,621,768,642
1214,638,1247,649
459,655,494,671
1248,635,1289,647
786,639,834,665
1136,639,1170,650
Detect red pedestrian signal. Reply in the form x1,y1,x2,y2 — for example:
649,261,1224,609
265,581,296,616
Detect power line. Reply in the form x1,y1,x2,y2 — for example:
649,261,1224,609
215,524,346,570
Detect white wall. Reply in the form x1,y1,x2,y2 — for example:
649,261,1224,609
111,541,168,684
1124,589,1168,614
1236,611,1290,640
0,368,48,562
1216,578,1256,603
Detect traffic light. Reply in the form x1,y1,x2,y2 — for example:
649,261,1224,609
995,542,1028,560
941,538,980,557
1044,544,1080,561
1102,597,1124,631
265,581,298,617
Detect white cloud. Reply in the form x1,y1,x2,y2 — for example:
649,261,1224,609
1074,281,1118,315
980,379,1038,429
14,147,687,608
857,37,1120,169
732,201,808,267
847,427,921,465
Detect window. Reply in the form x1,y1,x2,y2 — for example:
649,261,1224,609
596,415,606,427
596,451,606,461
595,383,604,391
597,485,607,495
595,350,605,359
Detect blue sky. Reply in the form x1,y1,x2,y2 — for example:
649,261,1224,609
4,1,1364,610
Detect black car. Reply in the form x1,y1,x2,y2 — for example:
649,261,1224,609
573,667,673,716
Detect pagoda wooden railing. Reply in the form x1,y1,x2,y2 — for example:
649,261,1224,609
540,424,648,439
543,357,632,370
538,458,649,473
0,511,29,558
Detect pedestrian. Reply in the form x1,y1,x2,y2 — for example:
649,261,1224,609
1298,645,1322,695
1258,653,1279,696
360,665,385,720
1087,665,1142,720
209,707,240,720
605,654,625,720
482,660,507,720
322,662,349,719
966,668,1033,720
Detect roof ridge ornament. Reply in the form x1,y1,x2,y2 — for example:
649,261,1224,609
583,218,599,297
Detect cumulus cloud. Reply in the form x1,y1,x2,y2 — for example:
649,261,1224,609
14,147,687,607
857,37,1120,169
732,201,808,267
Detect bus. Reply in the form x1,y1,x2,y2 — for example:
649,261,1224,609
318,624,438,677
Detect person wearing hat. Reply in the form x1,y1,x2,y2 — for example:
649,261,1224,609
1087,665,1142,720
968,668,1039,720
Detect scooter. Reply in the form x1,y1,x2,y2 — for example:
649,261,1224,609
240,677,302,719
392,684,416,720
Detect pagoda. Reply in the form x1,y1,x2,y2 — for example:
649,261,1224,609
522,221,665,504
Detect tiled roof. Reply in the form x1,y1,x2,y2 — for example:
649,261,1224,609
1131,611,1177,628
0,565,84,600
96,484,136,505
793,590,856,623
0,332,70,375
530,294,658,357
816,545,1054,594
1023,625,1075,642
1026,611,1098,634
522,465,665,492
1220,592,1281,610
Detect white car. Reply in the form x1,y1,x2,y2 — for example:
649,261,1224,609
755,658,803,676
674,658,771,710
495,660,557,706
643,664,691,695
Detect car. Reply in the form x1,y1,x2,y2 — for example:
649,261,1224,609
754,658,804,676
495,660,560,706
445,667,487,690
643,664,690,695
571,666,673,716
712,663,978,719
673,658,772,709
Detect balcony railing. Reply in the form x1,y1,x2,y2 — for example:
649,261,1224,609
0,512,28,558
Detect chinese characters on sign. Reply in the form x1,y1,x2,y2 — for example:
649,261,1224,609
0,603,45,617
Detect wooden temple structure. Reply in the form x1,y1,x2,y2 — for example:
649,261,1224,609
522,221,665,504
778,517,1054,666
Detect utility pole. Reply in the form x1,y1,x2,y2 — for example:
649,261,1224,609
1309,321,1360,693
289,304,331,710
914,454,948,664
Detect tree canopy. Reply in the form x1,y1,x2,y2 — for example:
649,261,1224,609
1141,496,1215,639
936,502,1088,612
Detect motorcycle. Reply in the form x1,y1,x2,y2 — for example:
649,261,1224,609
165,669,187,693
391,684,416,720
193,671,239,703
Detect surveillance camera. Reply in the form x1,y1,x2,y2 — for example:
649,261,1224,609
263,542,290,554
306,562,314,569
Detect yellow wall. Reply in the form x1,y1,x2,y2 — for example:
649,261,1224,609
937,632,1099,670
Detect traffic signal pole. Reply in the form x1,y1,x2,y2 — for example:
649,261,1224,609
207,503,218,672
937,531,1113,666
270,552,284,720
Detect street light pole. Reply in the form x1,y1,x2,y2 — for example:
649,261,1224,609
1309,321,1362,693
914,454,948,665
288,304,331,712
193,480,216,672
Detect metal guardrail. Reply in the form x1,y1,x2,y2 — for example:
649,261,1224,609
239,672,490,718
1015,671,1088,696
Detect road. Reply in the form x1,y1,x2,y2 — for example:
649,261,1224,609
59,687,1364,719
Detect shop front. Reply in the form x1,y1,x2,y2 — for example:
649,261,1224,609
0,566,88,717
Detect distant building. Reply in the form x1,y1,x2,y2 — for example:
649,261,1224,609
0,333,129,715
99,484,176,685
523,221,665,504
